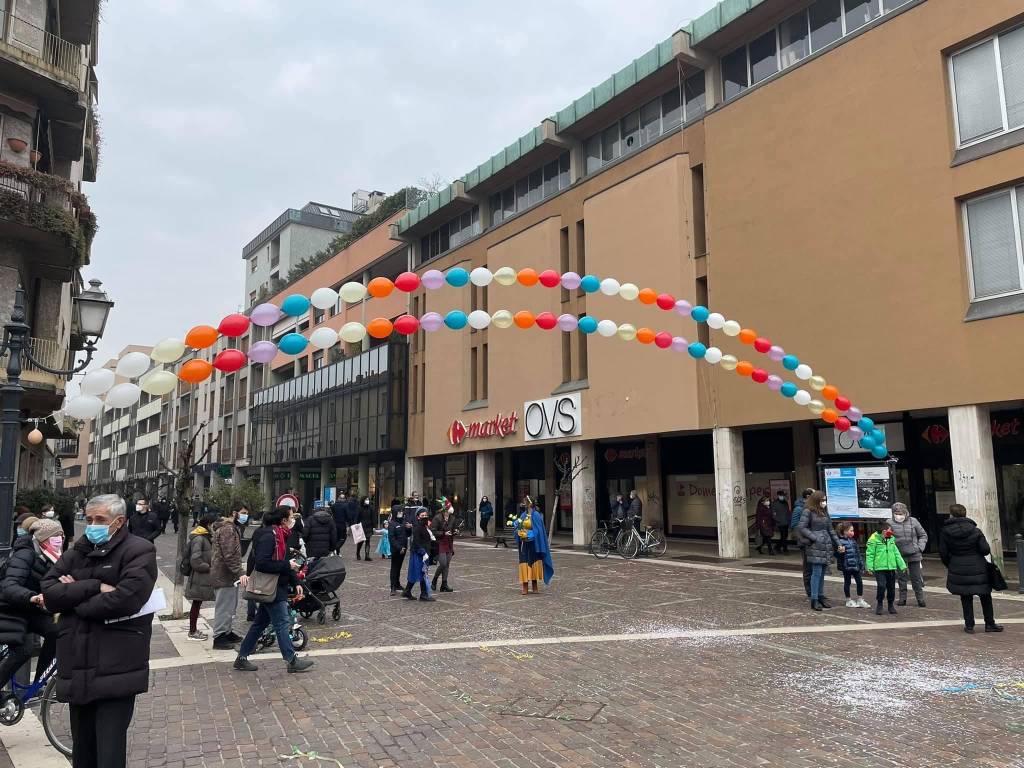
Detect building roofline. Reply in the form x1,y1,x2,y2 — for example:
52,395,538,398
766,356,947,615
242,206,359,260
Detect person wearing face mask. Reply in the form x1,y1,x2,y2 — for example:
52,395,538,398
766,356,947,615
13,511,38,541
770,491,791,554
39,504,56,520
888,502,928,608
865,519,907,616
210,505,248,650
387,500,413,596
284,506,304,552
0,519,63,690
794,491,843,611
402,507,435,601
41,494,158,768
356,496,375,561
127,498,160,542
478,495,493,536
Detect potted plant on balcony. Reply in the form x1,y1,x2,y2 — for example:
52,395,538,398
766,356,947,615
30,149,42,166
6,137,27,154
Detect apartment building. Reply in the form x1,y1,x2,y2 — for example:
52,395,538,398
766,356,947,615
394,0,1024,556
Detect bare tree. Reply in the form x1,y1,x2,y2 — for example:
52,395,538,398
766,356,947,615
159,423,218,619
416,172,446,196
548,453,588,539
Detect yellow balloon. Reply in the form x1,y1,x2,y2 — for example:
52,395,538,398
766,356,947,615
809,375,827,391
722,321,741,337
618,283,640,301
492,267,517,287
719,354,738,371
616,323,637,341
808,399,826,416
150,338,185,364
339,281,367,303
139,369,178,396
491,310,513,329
339,322,367,343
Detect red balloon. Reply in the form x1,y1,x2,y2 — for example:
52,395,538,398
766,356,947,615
835,417,851,432
751,368,769,383
218,313,250,338
393,315,419,335
212,348,246,373
538,269,561,288
535,312,557,330
654,331,673,349
834,396,851,412
753,337,771,354
394,272,420,292
655,293,675,311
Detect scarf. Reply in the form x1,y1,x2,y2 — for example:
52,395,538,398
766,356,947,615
272,524,287,560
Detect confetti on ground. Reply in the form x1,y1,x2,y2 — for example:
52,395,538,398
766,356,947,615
309,630,353,644
278,746,346,766
479,645,533,660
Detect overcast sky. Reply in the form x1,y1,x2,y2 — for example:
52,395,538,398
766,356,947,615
82,0,713,381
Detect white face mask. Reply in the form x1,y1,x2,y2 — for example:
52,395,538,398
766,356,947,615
893,514,906,522
43,510,55,518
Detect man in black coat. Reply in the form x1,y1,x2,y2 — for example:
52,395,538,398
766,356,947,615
330,492,350,554
387,502,414,595
153,498,172,534
42,494,157,768
127,498,160,542
303,507,338,559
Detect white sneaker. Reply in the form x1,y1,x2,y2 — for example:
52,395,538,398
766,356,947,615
857,599,871,608
845,599,857,607
188,630,208,641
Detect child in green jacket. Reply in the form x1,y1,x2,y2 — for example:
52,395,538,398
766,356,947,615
866,520,908,616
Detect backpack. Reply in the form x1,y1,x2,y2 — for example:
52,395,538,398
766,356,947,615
179,541,193,577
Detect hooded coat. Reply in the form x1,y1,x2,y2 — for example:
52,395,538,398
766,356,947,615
304,509,339,558
889,514,928,563
210,518,243,589
0,536,51,644
939,516,992,596
184,527,214,601
795,508,841,565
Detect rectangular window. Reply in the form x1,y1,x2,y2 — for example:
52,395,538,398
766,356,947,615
313,350,324,369
585,134,602,174
779,11,809,67
722,46,749,100
662,87,683,129
601,123,620,162
490,192,503,226
502,187,515,220
250,257,257,273
470,346,478,401
951,27,1024,147
481,343,488,399
621,109,640,154
964,186,1024,300
248,290,257,306
640,98,660,144
516,177,529,211
558,152,570,188
844,0,880,32
528,168,543,206
543,159,559,197
749,29,779,84
809,0,843,52
684,72,705,120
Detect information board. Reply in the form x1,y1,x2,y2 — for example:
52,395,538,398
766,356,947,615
822,465,894,519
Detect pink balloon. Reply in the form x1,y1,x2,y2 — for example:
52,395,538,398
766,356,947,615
250,303,282,327
671,336,688,352
560,272,581,290
421,270,445,290
556,314,578,332
768,345,785,362
847,406,863,422
674,300,692,316
767,374,783,391
848,425,864,441
248,341,278,364
420,312,443,332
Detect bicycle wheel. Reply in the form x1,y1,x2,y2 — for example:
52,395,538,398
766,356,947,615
647,529,668,557
619,532,639,559
594,532,611,559
589,529,605,557
40,677,72,757
614,528,631,553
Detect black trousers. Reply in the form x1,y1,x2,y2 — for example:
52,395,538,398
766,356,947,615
875,570,897,605
776,524,789,552
70,695,136,768
390,547,406,590
960,593,995,628
800,548,812,597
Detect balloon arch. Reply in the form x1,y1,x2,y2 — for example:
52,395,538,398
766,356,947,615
64,266,889,458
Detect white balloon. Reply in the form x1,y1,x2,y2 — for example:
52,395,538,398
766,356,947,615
469,267,493,287
309,327,339,350
722,320,741,336
115,352,150,379
597,319,618,337
706,313,726,330
599,278,621,296
467,310,491,330
139,370,178,396
794,389,812,406
704,346,723,364
65,394,103,419
618,283,639,301
339,282,367,303
339,322,366,343
80,368,115,396
310,287,339,310
492,267,517,286
150,338,186,364
490,310,513,329
105,383,142,409
795,364,813,380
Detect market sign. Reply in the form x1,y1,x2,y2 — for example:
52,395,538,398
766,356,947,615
448,411,518,447
524,393,582,442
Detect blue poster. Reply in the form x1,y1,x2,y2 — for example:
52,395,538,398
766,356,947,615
823,466,892,519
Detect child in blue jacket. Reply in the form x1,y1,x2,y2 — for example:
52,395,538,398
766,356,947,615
836,523,869,608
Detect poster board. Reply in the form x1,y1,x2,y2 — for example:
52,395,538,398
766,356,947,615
821,463,895,519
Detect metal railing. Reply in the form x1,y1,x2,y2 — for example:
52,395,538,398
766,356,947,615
0,336,69,381
54,437,78,457
0,11,87,91
0,171,78,217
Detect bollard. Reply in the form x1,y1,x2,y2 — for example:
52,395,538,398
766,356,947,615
1017,534,1024,594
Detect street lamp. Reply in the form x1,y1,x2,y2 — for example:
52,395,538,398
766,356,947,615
0,280,114,555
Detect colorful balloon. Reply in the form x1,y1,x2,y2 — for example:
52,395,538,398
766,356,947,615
281,294,310,317
809,375,827,391
617,323,637,341
467,310,491,330
688,342,707,359
556,314,578,332
871,445,889,459
367,277,395,298
445,268,469,288
151,337,186,364
834,396,851,412
340,321,368,342
767,374,784,391
561,272,582,291
821,385,839,402
185,325,218,349
139,370,178,396
847,406,863,422
421,270,445,290
704,347,723,365
768,345,786,362
367,318,394,338
821,408,838,424
690,306,709,323
675,299,693,316
637,288,657,305
780,382,798,398
179,359,213,385
635,328,655,344
513,311,535,329
278,333,308,355
309,327,339,350
535,312,558,330
490,310,513,329
794,390,812,406
538,269,561,288
596,319,617,337
706,312,725,329
65,394,103,419
858,416,875,431
654,332,673,349
213,349,247,373
250,303,282,327
807,400,826,416
340,281,368,303
848,425,864,441
81,368,116,396
517,268,539,287
218,313,250,338
577,316,597,334
794,364,813,380
655,293,675,311
580,275,601,293
469,267,493,287
753,337,771,354
751,368,769,383
443,312,467,330
618,283,640,301
671,336,689,353
736,361,754,377
493,267,517,286
117,352,152,379
738,328,757,345
722,320,741,336
310,287,339,310
835,416,851,432
394,315,420,335
600,278,621,296
782,354,800,371
720,354,738,371
860,436,877,450
248,341,278,363
394,272,421,292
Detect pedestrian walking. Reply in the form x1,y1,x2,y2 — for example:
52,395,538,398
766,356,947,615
478,495,494,535
285,508,304,553
127,498,160,542
835,523,869,608
431,499,458,593
791,488,814,597
771,490,791,553
513,498,554,595
889,502,928,607
939,504,1003,634
233,507,314,673
210,505,247,651
794,490,842,611
402,507,435,601
185,513,218,641
755,495,776,555
357,496,374,561
388,501,412,596
330,491,349,554
41,494,158,768
154,498,172,535
235,506,253,556
865,520,907,615
303,505,338,559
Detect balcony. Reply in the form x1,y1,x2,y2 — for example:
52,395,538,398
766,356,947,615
0,336,69,416
0,162,97,269
53,436,79,458
0,11,87,93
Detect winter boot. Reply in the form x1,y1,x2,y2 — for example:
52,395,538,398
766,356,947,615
811,600,822,612
888,603,898,615
915,589,926,608
521,583,529,595
531,580,538,594
875,602,883,615
288,656,314,673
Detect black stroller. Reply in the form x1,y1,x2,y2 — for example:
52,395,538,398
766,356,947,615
294,555,346,624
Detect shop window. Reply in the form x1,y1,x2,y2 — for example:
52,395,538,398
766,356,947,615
950,25,1024,147
963,184,1024,301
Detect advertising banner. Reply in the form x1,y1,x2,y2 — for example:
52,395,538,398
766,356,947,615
822,465,894,519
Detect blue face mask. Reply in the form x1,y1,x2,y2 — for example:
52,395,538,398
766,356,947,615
237,514,249,524
85,524,111,545
15,528,26,537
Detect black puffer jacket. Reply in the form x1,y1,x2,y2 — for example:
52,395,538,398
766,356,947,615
41,527,157,705
0,536,50,644
127,510,160,542
303,510,338,557
939,516,991,596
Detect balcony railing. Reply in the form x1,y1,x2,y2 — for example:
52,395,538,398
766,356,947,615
0,336,69,384
0,11,87,91
54,437,78,457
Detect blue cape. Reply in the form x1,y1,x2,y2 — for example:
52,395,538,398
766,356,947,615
530,509,554,585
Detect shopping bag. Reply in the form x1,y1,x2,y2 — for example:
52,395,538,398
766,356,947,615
349,523,366,545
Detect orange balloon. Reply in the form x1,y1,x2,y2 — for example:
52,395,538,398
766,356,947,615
637,288,657,305
635,327,656,344
179,358,213,384
736,361,754,377
185,325,218,350
517,268,539,287
822,408,839,424
822,385,839,402
738,328,757,345
513,310,535,329
367,277,394,299
366,317,394,339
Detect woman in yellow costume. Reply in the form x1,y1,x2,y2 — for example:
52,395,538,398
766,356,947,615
510,497,554,595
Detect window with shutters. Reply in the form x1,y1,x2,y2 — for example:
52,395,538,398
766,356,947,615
950,25,1024,148
962,184,1024,302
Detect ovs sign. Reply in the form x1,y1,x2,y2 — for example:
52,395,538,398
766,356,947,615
524,393,582,442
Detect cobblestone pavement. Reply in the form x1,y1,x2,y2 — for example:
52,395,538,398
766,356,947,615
22,532,1024,766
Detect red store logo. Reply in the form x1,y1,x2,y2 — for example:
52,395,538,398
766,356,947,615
447,411,519,446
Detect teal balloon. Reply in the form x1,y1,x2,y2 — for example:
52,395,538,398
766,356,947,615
871,444,889,459
782,355,800,371
780,382,798,398
870,428,885,444
687,342,707,359
580,275,600,293
577,316,598,334
858,416,875,431
446,267,469,287
859,436,876,450
444,310,467,330
281,294,310,317
690,306,709,323
278,332,308,355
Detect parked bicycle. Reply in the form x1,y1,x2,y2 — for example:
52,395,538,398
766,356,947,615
0,647,71,756
589,521,617,559
615,516,668,559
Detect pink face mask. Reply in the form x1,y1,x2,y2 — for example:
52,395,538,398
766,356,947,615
40,536,63,562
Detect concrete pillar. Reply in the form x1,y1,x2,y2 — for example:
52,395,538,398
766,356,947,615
475,451,495,537
792,422,818,494
260,466,273,512
319,459,331,502
644,437,662,529
357,455,370,497
543,445,556,530
404,455,422,498
571,440,597,547
713,427,748,559
288,463,299,494
231,467,246,486
948,405,1003,567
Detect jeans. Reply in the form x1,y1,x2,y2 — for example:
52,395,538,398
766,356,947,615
875,570,897,606
212,586,238,637
246,599,257,621
70,695,136,768
809,563,826,601
390,547,406,590
237,599,295,661
898,560,925,601
960,594,995,628
843,570,863,598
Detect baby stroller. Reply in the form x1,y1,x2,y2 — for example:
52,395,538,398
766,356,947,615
294,554,346,624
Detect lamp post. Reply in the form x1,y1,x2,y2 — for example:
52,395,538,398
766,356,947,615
0,279,113,556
